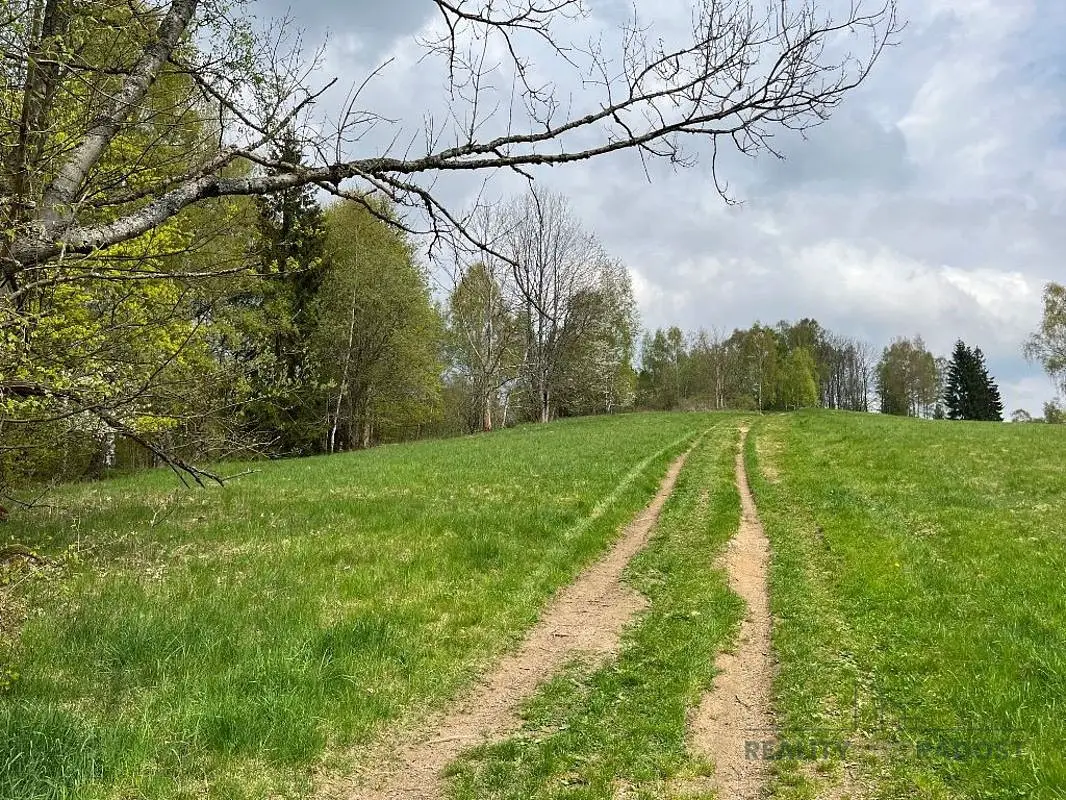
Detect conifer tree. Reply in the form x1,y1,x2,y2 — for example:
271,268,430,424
944,341,1003,421
224,129,329,452
253,129,329,383
972,347,1004,421
944,340,971,420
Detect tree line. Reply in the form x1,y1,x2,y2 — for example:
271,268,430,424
0,0,898,497
14,1,1066,503
636,319,874,412
1,153,643,487
7,110,1061,497
636,287,1066,426
10,120,1061,496
634,323,1010,423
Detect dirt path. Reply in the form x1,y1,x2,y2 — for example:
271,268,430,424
687,425,775,799
333,443,697,800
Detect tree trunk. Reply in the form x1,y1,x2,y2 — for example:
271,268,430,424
536,368,551,423
103,431,116,468
482,391,493,432
329,306,358,454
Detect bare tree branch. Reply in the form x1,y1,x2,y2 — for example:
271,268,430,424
4,0,899,271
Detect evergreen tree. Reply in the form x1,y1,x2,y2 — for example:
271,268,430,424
972,347,1004,421
944,341,1003,421
944,340,971,420
253,129,329,384
225,129,328,452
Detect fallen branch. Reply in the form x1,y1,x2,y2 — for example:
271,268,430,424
0,544,46,567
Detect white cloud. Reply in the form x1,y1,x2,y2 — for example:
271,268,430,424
266,0,1066,413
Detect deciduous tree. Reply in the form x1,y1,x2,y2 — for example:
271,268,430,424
638,328,686,410
877,336,937,417
555,259,639,416
779,347,819,409
504,190,601,423
446,261,522,432
1025,282,1066,398
0,0,899,484
1044,401,1065,425
314,201,442,451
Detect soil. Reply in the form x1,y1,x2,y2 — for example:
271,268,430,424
685,426,775,800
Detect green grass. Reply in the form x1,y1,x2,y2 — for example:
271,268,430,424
11,408,1066,800
749,411,1066,800
1,413,714,800
445,420,745,800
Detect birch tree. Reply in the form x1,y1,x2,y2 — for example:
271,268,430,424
447,260,522,432
313,201,441,450
876,336,938,417
554,258,638,416
504,190,601,423
1025,282,1066,397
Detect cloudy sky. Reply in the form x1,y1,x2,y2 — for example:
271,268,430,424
256,0,1064,414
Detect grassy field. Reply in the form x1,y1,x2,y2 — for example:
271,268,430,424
6,409,1066,800
749,412,1066,800
0,413,711,800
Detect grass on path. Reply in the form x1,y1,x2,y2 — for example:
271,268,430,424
446,419,746,800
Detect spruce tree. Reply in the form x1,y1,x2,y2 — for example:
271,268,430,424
962,346,985,420
254,128,329,383
972,347,1004,421
986,380,1005,421
944,341,1004,421
228,128,328,452
944,340,970,420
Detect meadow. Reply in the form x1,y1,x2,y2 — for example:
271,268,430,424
4,410,1066,800
749,412,1066,799
0,413,708,800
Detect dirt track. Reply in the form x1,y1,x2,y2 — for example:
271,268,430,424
333,444,696,800
686,425,775,799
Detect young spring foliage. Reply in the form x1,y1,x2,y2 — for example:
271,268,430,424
314,200,443,450
1024,282,1066,399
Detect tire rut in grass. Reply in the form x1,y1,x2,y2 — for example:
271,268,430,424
335,444,697,800
685,425,775,800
